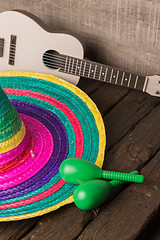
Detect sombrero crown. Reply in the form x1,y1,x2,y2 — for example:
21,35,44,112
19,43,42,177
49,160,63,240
0,86,26,157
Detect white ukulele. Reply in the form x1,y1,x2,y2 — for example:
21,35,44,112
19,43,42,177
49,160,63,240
0,10,160,97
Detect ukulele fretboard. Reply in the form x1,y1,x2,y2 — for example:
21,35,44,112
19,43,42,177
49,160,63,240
60,55,148,92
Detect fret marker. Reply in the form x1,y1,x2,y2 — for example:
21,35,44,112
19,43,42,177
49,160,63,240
71,58,74,73
115,70,119,84
75,59,78,74
83,62,86,76
102,72,104,75
121,72,125,85
93,65,97,79
68,57,71,73
134,76,138,88
64,56,68,72
113,75,116,78
99,66,103,80
110,69,113,82
125,78,128,81
104,68,108,82
92,70,94,72
88,63,91,77
79,61,82,74
127,74,132,87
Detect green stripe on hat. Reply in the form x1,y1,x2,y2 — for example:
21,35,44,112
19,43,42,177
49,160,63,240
0,98,11,118
0,86,8,106
0,114,22,143
0,105,18,130
0,86,23,143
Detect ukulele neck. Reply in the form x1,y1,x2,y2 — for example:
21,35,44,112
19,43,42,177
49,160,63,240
59,55,148,92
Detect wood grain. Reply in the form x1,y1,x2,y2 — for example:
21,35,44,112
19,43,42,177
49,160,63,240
78,151,160,240
0,217,40,240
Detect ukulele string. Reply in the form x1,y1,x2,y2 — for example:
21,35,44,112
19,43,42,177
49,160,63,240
2,47,114,82
4,54,114,83
0,42,113,77
0,42,100,70
0,40,66,58
7,52,114,80
8,45,67,63
0,42,146,86
0,42,159,82
7,52,113,79
4,44,79,69
3,53,114,82
2,50,121,83
7,50,111,76
0,42,110,74
0,44,67,69
0,42,68,61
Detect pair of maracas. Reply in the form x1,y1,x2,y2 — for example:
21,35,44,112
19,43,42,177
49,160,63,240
59,158,144,210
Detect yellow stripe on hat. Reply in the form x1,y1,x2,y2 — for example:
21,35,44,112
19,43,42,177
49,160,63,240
0,196,74,221
0,121,26,154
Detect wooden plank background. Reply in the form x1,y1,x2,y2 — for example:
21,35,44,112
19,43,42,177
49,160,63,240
0,0,160,239
0,0,160,75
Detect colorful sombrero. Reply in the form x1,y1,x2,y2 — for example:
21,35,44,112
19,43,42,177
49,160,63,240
0,71,106,221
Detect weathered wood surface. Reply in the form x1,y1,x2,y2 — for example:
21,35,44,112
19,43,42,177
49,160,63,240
1,82,160,240
0,0,160,239
20,82,160,240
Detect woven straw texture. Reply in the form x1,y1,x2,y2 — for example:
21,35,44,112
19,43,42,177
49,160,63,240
0,71,106,221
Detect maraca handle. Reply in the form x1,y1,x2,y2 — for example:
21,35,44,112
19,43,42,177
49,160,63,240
102,170,144,183
110,170,139,187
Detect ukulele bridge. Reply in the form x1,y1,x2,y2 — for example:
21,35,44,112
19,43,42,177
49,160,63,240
0,38,4,57
8,35,17,65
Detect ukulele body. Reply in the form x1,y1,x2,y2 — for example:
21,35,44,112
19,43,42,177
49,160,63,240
0,11,84,85
0,11,160,97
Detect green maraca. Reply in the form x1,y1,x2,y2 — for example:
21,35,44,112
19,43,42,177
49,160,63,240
59,158,144,184
73,170,138,210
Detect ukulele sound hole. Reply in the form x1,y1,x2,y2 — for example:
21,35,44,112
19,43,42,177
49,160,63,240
43,50,61,70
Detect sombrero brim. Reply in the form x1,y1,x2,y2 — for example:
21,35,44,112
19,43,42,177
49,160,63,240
0,71,106,221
